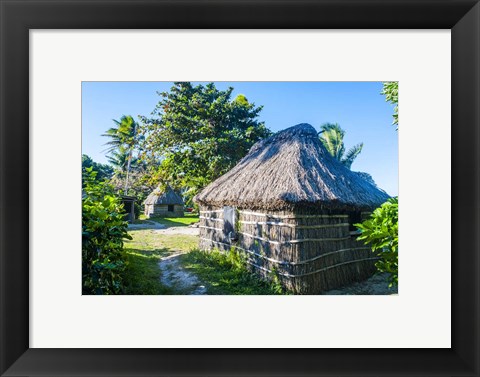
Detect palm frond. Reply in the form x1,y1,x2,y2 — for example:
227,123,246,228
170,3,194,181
342,143,363,169
319,123,345,160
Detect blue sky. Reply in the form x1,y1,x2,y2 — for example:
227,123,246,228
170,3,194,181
82,82,398,196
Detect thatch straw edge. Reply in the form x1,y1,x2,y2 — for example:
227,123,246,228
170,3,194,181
194,123,391,211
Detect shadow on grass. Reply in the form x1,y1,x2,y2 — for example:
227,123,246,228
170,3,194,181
127,225,165,232
122,248,174,295
128,219,166,231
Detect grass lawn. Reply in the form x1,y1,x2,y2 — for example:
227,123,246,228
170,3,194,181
121,213,288,295
125,228,198,253
181,249,287,295
122,220,199,294
137,213,199,227
122,247,173,294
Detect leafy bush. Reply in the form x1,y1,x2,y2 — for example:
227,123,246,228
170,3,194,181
381,82,399,129
134,202,142,218
355,197,398,286
82,168,132,294
82,154,114,183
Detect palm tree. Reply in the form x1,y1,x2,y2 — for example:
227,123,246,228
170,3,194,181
102,115,141,194
107,150,139,174
319,123,363,169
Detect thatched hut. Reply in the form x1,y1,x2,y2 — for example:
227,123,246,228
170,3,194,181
194,123,391,294
144,186,184,217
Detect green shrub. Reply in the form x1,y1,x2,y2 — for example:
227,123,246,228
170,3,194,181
134,201,142,218
355,197,398,287
268,267,285,295
82,168,132,294
381,81,399,129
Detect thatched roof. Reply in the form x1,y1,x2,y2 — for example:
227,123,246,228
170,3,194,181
120,195,136,201
144,186,184,206
194,123,390,211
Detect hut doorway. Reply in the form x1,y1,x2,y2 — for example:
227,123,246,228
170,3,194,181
223,206,237,242
120,195,136,223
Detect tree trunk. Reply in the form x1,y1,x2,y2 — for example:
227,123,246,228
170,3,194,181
124,151,132,195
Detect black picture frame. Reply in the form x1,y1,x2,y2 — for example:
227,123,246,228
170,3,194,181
1,0,479,376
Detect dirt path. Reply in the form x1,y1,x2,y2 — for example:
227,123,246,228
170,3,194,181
128,221,166,230
158,253,207,295
154,226,199,236
127,221,204,294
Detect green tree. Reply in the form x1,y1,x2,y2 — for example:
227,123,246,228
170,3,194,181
106,148,151,215
381,82,398,129
107,150,140,176
319,123,363,169
82,154,113,184
103,115,142,194
355,197,398,287
139,82,271,196
109,163,155,217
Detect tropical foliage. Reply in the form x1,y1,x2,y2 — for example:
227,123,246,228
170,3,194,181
355,197,398,287
139,82,272,200
319,123,363,169
103,115,143,194
82,154,113,183
107,149,140,175
82,168,131,294
381,82,398,129
106,144,152,215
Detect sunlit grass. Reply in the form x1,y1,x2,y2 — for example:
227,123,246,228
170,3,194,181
122,248,173,295
121,228,199,294
125,229,198,253
121,218,286,295
148,213,199,227
181,249,287,295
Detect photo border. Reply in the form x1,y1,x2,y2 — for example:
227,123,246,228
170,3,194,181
1,1,479,376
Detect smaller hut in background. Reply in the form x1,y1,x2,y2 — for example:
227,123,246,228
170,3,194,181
144,186,184,218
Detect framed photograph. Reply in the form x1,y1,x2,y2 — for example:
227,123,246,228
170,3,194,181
1,0,479,376
81,80,398,298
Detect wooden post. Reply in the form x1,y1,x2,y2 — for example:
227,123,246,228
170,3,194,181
130,199,135,222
